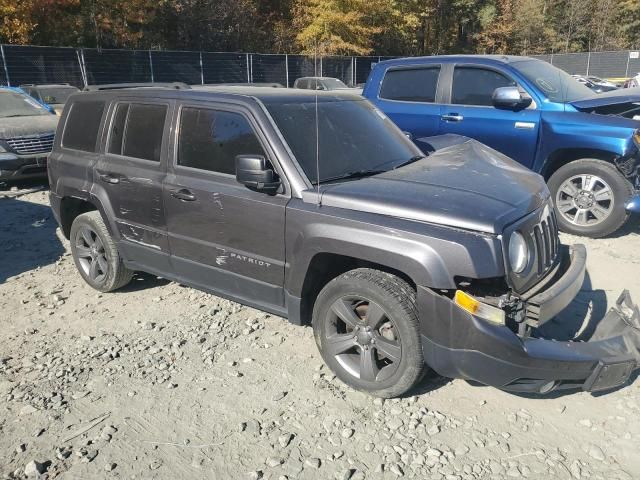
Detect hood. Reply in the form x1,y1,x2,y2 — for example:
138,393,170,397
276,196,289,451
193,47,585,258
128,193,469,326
313,138,549,234
570,87,640,111
0,114,59,139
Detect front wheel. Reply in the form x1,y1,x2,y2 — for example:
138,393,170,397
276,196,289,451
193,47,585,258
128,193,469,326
548,159,633,238
312,268,426,398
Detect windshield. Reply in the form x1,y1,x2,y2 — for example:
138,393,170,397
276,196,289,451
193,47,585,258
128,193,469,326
0,90,51,118
515,60,594,103
266,98,423,184
321,78,348,89
37,87,78,104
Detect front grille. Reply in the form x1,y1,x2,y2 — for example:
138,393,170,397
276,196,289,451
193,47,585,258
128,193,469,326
506,201,561,294
6,133,55,155
531,207,559,276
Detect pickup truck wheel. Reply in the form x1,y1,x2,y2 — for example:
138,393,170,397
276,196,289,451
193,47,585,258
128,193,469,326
548,159,632,238
312,268,425,398
70,211,133,292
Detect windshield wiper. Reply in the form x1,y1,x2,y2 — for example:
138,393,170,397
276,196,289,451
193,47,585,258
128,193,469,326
393,155,426,170
316,169,386,185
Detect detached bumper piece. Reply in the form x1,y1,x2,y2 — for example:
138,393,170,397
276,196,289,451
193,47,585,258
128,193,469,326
419,274,640,395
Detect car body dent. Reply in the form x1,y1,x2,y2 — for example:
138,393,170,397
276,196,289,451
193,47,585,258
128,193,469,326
284,197,505,296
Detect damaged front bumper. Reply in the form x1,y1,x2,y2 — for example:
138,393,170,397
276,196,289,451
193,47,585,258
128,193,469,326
418,246,640,394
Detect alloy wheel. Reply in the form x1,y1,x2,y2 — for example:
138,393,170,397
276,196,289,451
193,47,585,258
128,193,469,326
324,296,402,382
555,174,614,227
75,226,109,283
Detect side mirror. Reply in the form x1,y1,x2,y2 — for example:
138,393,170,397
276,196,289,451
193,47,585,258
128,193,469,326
235,155,280,193
492,86,532,109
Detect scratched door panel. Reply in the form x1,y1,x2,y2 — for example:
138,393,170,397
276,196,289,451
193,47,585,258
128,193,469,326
164,171,287,287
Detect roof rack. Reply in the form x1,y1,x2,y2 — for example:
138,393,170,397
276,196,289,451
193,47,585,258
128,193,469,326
83,82,191,91
19,83,72,87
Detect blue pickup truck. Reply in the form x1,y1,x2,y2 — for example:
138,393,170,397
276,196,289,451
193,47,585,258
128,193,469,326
363,55,640,237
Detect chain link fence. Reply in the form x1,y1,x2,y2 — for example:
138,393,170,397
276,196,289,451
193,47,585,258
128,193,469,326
0,45,393,88
2,45,640,89
531,51,640,78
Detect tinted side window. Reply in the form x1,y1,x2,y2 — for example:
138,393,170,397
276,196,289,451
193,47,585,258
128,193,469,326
178,107,265,175
452,67,516,106
379,67,440,102
108,103,130,155
62,100,106,152
122,103,167,162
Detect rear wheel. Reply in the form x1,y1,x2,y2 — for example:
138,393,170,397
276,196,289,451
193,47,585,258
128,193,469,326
548,159,632,238
70,211,133,292
312,268,425,398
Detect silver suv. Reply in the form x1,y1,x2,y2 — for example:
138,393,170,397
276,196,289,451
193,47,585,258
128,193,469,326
0,88,58,182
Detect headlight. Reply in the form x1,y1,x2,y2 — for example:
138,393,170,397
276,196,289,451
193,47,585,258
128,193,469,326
0,144,6,153
509,231,529,274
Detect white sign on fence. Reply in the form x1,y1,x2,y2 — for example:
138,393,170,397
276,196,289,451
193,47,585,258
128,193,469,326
630,51,640,59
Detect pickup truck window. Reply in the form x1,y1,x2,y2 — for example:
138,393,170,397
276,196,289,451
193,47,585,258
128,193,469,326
178,107,266,174
62,100,105,152
514,59,593,103
451,67,515,106
265,99,423,184
379,67,440,103
114,103,167,162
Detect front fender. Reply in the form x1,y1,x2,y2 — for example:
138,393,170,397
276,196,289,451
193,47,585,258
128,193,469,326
284,200,505,297
535,111,636,174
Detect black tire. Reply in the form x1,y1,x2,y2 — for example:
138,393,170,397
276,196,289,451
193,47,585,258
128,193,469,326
312,268,426,398
70,211,133,292
548,159,632,238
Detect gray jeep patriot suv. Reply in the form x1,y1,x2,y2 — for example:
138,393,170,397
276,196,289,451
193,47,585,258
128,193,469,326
48,86,640,398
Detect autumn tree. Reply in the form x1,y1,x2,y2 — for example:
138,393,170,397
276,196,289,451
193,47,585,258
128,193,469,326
294,0,394,55
0,0,37,44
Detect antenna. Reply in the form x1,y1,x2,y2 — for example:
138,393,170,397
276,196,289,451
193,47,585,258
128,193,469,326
314,39,321,206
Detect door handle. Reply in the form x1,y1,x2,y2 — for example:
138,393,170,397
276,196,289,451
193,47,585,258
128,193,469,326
98,173,121,184
170,188,197,202
441,114,464,122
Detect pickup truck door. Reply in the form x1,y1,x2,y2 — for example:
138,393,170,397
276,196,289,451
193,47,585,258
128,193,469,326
439,64,540,168
163,102,288,312
372,64,444,139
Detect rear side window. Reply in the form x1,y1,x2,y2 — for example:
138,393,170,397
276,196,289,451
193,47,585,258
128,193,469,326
379,67,440,102
108,103,129,155
177,107,265,175
452,67,516,106
108,103,167,162
62,100,106,152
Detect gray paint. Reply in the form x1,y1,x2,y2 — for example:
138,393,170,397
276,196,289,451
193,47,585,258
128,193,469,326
49,87,550,321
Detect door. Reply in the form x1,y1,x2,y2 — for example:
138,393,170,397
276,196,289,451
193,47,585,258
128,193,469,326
439,65,541,168
95,100,172,273
374,65,443,139
164,103,288,311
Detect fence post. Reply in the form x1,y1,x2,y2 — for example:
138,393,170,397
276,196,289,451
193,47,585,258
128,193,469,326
0,45,11,86
199,51,204,85
285,54,289,87
77,49,88,88
148,50,154,82
353,57,357,86
246,53,250,83
586,51,591,76
625,51,631,78
250,54,254,82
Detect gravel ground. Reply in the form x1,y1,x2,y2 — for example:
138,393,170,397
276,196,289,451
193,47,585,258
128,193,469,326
1,185,639,480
